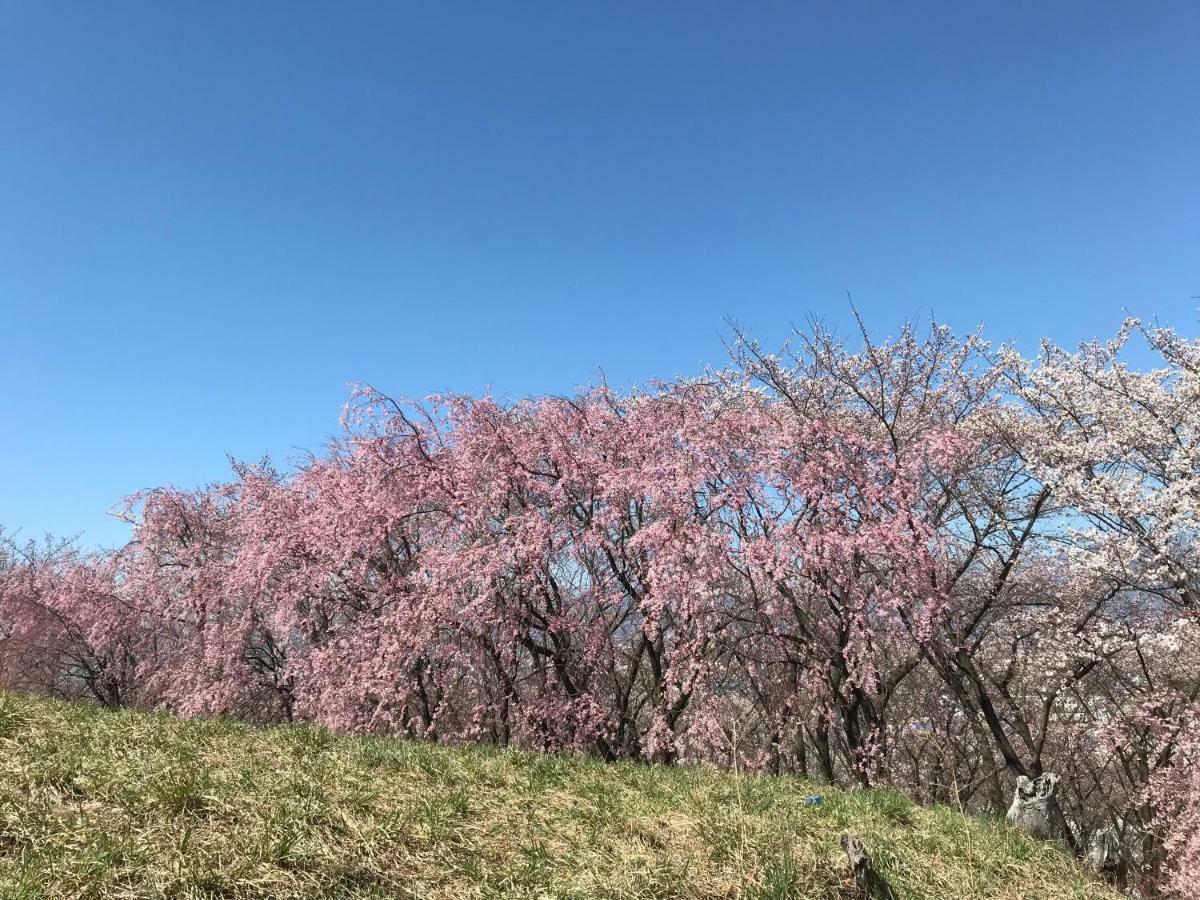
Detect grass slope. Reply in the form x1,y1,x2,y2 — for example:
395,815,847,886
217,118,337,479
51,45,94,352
0,692,1114,900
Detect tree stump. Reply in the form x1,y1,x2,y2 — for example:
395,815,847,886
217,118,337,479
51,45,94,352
1005,773,1076,851
840,832,897,899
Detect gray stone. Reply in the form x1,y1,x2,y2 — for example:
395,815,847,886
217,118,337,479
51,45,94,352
1087,826,1122,873
1005,773,1075,850
840,832,898,900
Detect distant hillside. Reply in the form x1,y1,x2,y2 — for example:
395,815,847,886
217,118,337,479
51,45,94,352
0,692,1115,899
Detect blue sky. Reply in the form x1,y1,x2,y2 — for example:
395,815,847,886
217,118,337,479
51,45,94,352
1,2,1197,549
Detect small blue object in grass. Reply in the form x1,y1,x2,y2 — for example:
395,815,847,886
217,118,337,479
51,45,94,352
803,795,823,807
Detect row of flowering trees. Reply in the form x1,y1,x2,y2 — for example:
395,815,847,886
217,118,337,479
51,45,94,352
2,318,1197,895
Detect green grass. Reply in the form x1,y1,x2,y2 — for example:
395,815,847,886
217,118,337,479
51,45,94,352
0,692,1114,899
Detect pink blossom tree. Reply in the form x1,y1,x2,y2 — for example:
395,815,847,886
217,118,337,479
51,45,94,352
0,531,141,707
4,314,1199,893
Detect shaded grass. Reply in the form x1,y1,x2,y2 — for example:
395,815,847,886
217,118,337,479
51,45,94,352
0,692,1115,899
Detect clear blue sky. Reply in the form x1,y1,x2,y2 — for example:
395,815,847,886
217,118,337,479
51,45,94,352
2,2,1197,549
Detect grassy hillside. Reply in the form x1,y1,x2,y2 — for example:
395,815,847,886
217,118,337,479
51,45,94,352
0,692,1114,900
